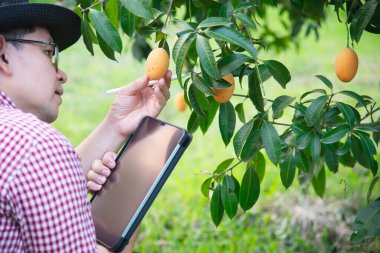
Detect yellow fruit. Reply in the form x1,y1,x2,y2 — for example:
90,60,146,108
212,73,235,103
174,92,187,112
146,48,169,80
334,47,359,82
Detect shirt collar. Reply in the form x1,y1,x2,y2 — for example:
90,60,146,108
0,90,16,109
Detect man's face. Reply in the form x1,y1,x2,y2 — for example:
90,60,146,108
3,27,67,123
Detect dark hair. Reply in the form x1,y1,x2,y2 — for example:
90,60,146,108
0,27,35,49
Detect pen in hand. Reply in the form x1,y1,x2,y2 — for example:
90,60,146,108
106,74,190,94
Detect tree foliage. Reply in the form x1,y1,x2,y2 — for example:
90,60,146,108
54,0,380,243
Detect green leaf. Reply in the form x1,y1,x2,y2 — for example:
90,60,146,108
173,33,196,86
350,0,379,43
196,34,220,79
96,32,116,61
206,26,257,59
105,0,119,29
213,158,234,174
188,84,207,118
312,166,326,197
219,102,236,146
261,121,282,165
315,75,333,90
355,122,380,132
351,200,380,242
235,2,259,12
120,0,153,20
340,152,356,168
310,132,321,161
263,60,291,88
360,134,377,155
250,152,266,183
239,163,260,211
280,152,296,189
300,88,327,101
218,54,250,77
232,175,240,198
233,120,255,157
294,149,309,172
81,13,94,56
296,131,312,150
235,103,245,123
187,111,199,134
120,5,136,38
241,129,261,161
161,19,194,35
359,133,378,175
324,145,339,173
304,95,329,127
257,64,272,83
321,124,351,144
201,177,212,199
367,177,380,203
248,69,264,112
90,9,122,53
192,74,215,96
221,175,238,219
336,137,352,156
338,90,367,108
272,95,295,119
199,97,219,133
210,184,224,226
351,135,372,170
234,12,256,30
292,123,311,135
336,102,356,128
197,17,232,29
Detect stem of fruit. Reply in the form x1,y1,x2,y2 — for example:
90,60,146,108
271,121,292,127
361,107,380,121
214,160,243,178
80,0,105,12
164,0,175,28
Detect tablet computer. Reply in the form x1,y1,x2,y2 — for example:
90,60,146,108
90,116,192,252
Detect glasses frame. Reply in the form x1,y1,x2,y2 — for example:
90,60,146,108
5,38,59,72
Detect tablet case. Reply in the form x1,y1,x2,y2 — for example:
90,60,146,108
90,116,192,252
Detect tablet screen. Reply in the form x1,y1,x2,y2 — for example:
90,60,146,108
91,117,186,248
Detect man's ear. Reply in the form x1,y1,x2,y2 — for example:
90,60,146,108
0,36,12,76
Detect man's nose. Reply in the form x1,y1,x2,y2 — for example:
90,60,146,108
57,68,67,84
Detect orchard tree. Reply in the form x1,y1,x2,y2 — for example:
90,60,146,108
57,0,380,244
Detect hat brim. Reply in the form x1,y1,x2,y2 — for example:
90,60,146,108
0,3,81,51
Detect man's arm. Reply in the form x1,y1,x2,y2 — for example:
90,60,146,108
75,73,171,176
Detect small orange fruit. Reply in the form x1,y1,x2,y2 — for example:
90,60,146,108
334,47,359,82
146,48,169,80
174,92,187,112
212,73,235,103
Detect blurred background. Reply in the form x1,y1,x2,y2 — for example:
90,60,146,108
55,9,379,253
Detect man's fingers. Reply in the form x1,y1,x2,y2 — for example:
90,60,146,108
91,160,112,177
102,151,117,169
87,169,107,184
119,76,149,95
87,181,102,191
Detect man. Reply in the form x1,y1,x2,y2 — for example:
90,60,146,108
0,0,171,252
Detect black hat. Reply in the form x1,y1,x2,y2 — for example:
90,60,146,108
0,0,81,51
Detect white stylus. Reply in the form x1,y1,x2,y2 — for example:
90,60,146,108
106,74,190,94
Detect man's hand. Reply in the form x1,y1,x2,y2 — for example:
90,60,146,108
87,151,116,191
106,71,171,138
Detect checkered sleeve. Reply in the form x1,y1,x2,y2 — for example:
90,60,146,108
7,133,97,252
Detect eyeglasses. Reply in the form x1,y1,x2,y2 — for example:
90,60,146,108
5,38,59,72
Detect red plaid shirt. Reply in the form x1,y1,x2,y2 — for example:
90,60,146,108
0,91,97,252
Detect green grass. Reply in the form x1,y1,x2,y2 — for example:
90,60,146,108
54,11,380,253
